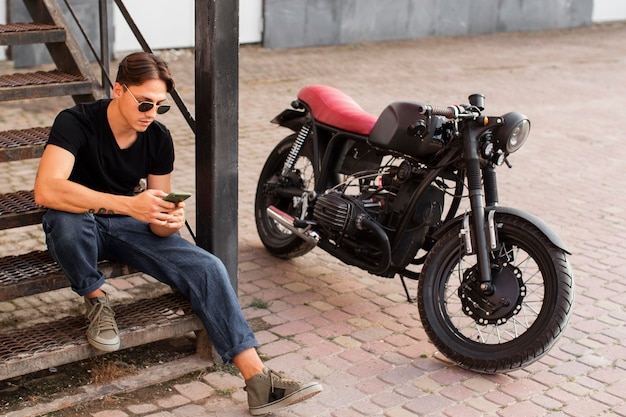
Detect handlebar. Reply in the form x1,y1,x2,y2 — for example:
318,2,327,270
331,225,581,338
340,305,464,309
430,106,458,119
418,103,481,120
418,93,486,119
417,104,457,119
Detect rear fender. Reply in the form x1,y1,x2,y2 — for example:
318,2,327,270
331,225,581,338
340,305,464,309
271,109,307,132
432,206,570,254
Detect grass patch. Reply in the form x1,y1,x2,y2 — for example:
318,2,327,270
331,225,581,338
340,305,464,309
250,298,271,309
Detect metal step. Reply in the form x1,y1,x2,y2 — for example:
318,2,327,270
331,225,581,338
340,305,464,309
0,70,92,101
0,126,49,162
0,249,137,301
0,190,45,230
0,292,203,381
0,22,65,45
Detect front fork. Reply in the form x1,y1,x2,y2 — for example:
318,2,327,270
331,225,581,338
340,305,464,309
461,127,499,294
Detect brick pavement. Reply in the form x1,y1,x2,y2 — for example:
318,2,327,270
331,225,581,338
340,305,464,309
1,21,626,417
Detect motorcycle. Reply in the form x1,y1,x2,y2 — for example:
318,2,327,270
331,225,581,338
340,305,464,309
254,84,574,373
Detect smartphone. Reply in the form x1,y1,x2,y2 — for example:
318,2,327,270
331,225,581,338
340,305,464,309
163,192,192,204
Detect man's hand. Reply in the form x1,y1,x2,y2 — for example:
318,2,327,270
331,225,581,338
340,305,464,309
131,190,186,234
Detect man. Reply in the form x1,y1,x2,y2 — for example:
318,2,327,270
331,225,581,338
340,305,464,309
34,51,321,415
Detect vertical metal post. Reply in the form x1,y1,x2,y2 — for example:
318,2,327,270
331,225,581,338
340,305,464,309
98,0,110,96
194,0,239,290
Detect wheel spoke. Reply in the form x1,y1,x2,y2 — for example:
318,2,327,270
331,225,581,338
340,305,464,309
442,241,544,345
419,213,573,371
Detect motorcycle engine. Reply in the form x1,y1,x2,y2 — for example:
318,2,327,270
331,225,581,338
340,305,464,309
313,191,379,236
312,161,445,271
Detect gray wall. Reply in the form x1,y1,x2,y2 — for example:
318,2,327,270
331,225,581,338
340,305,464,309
263,0,594,49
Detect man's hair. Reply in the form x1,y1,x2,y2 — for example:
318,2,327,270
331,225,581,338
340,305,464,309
115,52,175,93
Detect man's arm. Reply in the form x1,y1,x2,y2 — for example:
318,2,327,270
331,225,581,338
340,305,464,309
34,144,181,229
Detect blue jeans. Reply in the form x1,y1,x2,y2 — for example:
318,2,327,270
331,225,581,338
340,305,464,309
42,209,258,363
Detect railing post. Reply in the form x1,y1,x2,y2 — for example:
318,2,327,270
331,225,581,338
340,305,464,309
194,0,239,290
98,0,110,96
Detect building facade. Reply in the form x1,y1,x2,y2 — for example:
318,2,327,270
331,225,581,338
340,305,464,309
1,0,625,64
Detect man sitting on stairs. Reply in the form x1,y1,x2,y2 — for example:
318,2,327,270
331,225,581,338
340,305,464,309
33,51,321,416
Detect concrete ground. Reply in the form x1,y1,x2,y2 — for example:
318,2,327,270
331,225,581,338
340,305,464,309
0,21,625,417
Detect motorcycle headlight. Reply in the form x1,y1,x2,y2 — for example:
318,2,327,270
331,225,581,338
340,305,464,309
497,112,530,154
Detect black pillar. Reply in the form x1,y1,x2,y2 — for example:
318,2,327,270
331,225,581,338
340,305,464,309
194,0,239,290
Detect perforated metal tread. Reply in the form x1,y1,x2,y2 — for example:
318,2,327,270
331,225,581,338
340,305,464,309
0,250,135,302
0,126,49,162
0,23,65,45
0,23,63,33
0,190,45,230
0,70,85,87
0,292,203,381
0,70,92,101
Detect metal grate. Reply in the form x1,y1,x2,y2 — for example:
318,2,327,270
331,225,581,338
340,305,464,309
0,70,85,87
0,292,197,361
0,190,40,215
0,250,58,286
0,127,49,148
0,23,63,33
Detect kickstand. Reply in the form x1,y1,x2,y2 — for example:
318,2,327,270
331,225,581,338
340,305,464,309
399,275,416,303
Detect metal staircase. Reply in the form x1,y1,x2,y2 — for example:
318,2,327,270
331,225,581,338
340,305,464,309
0,0,205,381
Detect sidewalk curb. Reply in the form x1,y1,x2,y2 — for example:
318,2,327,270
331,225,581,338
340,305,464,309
3,355,209,417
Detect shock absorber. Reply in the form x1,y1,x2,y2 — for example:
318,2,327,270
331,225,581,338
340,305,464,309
281,122,311,176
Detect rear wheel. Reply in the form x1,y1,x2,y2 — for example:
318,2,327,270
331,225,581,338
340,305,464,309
254,134,316,258
418,213,574,373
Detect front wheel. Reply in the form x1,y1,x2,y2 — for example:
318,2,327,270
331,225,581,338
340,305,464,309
418,213,574,373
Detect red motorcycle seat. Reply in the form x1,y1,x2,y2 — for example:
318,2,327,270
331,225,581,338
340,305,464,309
298,85,377,135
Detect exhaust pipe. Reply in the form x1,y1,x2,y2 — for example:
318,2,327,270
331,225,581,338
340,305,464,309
266,205,321,244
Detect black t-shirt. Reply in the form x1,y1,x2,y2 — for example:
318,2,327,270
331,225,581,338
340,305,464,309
47,99,174,196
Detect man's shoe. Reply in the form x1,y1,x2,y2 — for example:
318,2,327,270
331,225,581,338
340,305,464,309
84,293,120,352
245,367,322,415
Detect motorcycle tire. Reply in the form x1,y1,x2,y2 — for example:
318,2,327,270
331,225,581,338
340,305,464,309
254,134,317,258
418,212,574,373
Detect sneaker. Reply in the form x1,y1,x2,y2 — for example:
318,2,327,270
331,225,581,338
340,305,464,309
84,293,120,352
245,367,322,415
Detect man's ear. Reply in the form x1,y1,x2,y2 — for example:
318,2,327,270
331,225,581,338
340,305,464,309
112,82,124,98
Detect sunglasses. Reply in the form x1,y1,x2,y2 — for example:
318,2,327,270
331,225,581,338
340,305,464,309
123,84,171,114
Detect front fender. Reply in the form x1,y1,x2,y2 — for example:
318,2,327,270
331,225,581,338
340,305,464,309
432,206,570,254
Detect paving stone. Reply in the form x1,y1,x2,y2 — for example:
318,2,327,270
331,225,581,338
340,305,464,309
351,327,391,342
403,393,453,415
439,383,476,402
258,338,301,357
499,378,549,401
91,411,129,417
384,407,420,417
349,399,384,415
442,404,484,417
271,320,315,336
347,358,392,379
562,398,611,417
171,404,207,417
126,403,158,414
156,394,191,409
356,376,393,396
496,400,547,417
202,371,243,391
144,412,175,417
